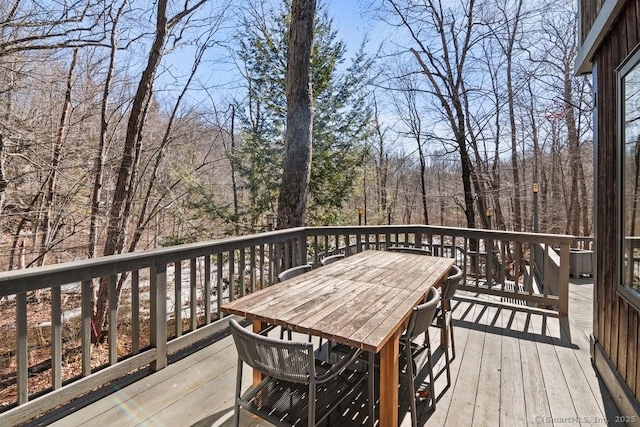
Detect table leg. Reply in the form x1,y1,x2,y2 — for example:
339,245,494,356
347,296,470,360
379,329,401,427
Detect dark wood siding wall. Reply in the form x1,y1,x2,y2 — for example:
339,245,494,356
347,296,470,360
594,0,640,402
581,0,608,43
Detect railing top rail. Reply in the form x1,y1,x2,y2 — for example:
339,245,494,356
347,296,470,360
0,227,306,296
305,225,575,245
0,224,575,296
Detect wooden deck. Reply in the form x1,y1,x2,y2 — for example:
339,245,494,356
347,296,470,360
36,278,622,427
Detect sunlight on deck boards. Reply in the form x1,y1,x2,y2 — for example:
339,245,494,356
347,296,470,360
45,280,620,427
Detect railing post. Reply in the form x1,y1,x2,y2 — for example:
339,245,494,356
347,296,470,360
151,260,168,371
81,280,92,376
108,275,117,365
299,230,307,264
17,292,28,404
559,240,570,316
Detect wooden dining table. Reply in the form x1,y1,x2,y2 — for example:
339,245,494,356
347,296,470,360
220,249,454,427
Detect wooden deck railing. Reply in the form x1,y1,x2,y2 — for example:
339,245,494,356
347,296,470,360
0,225,573,425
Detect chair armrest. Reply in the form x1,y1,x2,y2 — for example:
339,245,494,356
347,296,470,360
315,347,363,384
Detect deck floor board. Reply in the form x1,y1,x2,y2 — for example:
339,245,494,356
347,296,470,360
45,279,621,427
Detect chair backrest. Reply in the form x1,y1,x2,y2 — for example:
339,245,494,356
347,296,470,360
229,319,315,384
320,254,345,266
387,246,431,255
442,265,463,302
405,287,440,339
277,264,312,282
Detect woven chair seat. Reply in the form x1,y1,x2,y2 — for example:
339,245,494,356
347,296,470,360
242,359,366,426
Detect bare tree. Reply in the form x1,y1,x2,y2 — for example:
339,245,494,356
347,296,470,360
94,0,211,337
387,0,481,229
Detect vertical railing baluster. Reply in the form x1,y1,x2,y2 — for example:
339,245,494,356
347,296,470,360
204,255,211,324
151,261,168,370
81,280,92,376
51,285,62,389
217,253,224,317
175,261,182,337
543,244,550,297
239,248,246,297
313,235,319,266
109,275,117,365
324,235,329,257
229,251,235,302
17,291,28,404
190,258,197,331
298,233,306,264
474,238,480,287
486,237,494,287
526,243,534,295
365,232,370,250
250,247,256,294
259,245,265,290
515,242,522,292
356,233,362,253
268,244,274,285
132,270,140,354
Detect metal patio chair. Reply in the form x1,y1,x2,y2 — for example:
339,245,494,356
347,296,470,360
400,286,440,427
229,319,368,427
277,264,312,282
276,264,313,340
387,246,432,255
320,253,345,265
431,264,463,386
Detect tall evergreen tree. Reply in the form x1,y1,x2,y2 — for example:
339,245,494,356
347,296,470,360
235,0,372,227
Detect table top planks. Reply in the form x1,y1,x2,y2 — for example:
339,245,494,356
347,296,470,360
220,250,454,353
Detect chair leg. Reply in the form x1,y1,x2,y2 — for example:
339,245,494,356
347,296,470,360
426,330,436,412
443,333,451,387
279,327,292,340
449,322,456,361
404,338,418,427
234,360,243,427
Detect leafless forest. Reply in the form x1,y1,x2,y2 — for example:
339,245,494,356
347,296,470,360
0,0,592,273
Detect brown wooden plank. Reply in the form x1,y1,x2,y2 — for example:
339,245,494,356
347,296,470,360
402,258,454,293
637,312,640,399
619,299,629,382
310,283,390,336
333,285,412,340
626,0,636,54
609,10,621,371
222,275,329,317
284,281,374,334
258,277,354,321
352,289,425,351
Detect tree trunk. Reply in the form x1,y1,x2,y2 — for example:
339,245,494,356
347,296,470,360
276,0,316,229
94,0,169,339
89,0,126,259
37,49,78,267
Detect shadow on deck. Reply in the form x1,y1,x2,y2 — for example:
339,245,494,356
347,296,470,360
33,278,621,427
